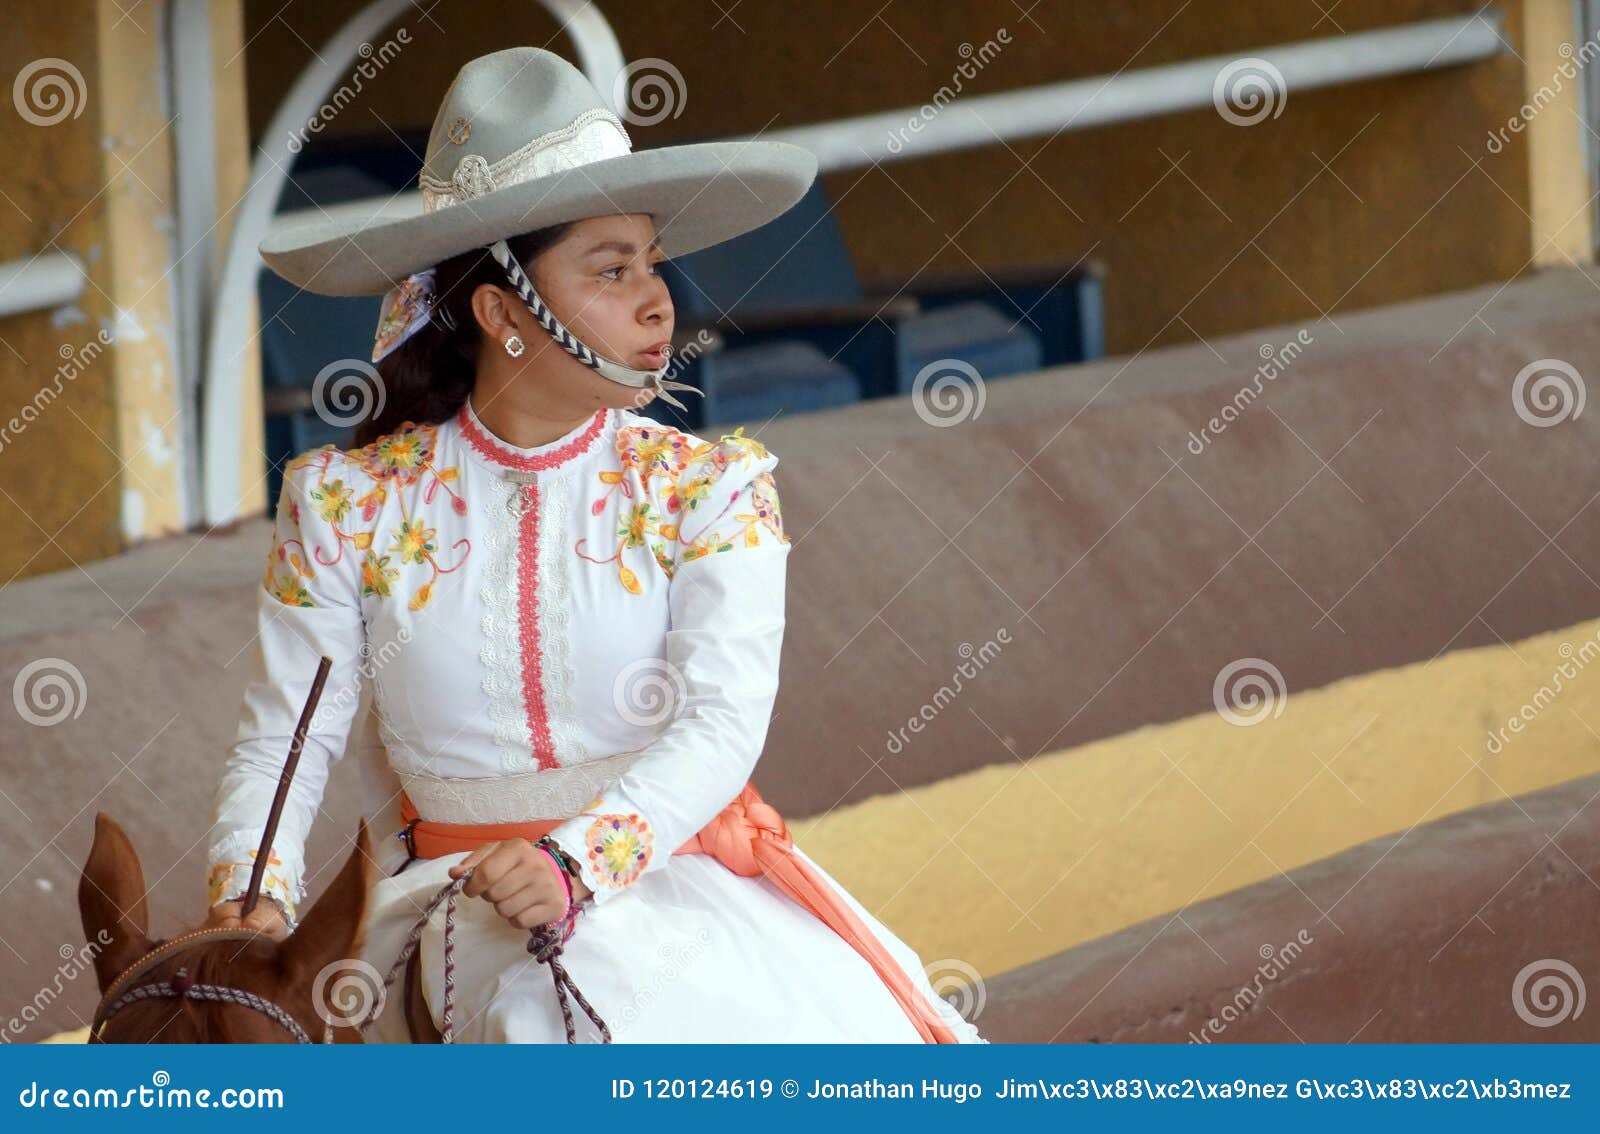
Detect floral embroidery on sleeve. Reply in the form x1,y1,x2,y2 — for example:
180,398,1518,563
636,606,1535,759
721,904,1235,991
680,466,787,566
206,846,297,922
269,421,470,612
584,813,653,889
676,429,789,567
575,422,787,592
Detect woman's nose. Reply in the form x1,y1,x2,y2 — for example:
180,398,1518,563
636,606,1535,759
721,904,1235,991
640,277,673,324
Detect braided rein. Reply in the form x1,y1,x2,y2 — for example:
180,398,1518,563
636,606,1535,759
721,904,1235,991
360,866,611,1044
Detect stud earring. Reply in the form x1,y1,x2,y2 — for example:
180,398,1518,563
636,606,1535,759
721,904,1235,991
504,335,525,358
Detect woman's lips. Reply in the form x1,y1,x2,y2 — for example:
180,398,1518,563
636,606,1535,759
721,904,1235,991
637,347,669,367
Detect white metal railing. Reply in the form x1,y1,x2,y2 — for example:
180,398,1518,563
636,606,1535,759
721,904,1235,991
764,13,1505,169
0,251,85,319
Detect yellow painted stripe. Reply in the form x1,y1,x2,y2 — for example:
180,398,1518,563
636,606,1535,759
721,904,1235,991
786,616,1600,983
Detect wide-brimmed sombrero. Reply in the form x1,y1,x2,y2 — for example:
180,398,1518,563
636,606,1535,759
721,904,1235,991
258,46,817,406
260,46,816,298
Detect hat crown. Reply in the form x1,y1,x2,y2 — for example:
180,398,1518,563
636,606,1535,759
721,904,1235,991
418,48,632,213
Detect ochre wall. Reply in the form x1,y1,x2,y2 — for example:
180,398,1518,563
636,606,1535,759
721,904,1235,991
244,0,1539,356
0,6,124,579
0,0,255,582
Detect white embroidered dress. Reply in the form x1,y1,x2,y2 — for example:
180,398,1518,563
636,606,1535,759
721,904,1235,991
207,397,986,1043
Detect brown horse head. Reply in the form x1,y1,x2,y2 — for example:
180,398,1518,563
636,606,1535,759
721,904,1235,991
78,812,376,1043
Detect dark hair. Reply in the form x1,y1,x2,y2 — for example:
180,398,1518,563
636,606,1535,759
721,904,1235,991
354,222,575,447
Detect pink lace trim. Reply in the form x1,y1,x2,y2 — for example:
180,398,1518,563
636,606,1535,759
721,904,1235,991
515,480,560,770
456,402,608,471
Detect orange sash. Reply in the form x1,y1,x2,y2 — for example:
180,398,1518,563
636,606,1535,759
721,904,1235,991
397,782,958,1043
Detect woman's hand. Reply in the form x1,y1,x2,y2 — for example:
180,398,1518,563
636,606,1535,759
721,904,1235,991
205,898,290,942
449,839,592,932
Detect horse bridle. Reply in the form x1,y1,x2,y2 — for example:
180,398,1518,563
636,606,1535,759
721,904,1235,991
88,926,334,1044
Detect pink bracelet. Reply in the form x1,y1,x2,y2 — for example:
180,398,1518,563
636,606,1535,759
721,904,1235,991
535,843,577,941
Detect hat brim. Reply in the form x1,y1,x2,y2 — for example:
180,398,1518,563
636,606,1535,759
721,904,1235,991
258,140,818,297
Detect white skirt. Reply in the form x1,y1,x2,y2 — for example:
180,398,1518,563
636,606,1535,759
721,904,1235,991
357,846,989,1044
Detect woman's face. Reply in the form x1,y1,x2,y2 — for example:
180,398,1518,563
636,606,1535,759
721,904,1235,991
515,212,676,410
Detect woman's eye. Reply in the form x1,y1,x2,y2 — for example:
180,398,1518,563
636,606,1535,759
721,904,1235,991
601,266,624,280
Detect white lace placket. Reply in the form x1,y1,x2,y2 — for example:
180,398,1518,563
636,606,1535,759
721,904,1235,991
454,397,609,783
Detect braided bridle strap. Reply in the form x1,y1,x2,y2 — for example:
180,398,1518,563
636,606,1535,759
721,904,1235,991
361,866,610,1043
89,926,330,1044
486,237,702,413
100,970,317,1043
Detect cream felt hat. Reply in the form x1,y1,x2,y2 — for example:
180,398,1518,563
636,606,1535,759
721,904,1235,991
260,45,815,297
258,46,817,406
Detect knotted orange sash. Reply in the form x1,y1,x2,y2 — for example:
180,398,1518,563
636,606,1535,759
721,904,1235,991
397,782,958,1043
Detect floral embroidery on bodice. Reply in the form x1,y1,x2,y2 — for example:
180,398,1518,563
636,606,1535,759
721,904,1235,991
273,422,471,612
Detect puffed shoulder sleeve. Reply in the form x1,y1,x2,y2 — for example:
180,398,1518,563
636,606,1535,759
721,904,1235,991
205,447,372,929
546,427,790,904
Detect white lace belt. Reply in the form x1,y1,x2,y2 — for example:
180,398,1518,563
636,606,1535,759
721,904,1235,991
397,747,648,824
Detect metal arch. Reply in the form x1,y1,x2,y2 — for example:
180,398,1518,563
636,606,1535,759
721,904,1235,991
200,0,628,526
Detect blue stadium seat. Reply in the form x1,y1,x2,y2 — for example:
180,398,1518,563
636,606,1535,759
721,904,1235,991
657,180,1052,411
893,299,1042,395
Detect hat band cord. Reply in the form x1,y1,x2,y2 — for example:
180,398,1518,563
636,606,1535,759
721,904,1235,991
486,238,702,414
419,109,633,214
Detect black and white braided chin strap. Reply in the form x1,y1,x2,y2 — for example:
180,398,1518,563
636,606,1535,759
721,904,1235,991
487,238,702,413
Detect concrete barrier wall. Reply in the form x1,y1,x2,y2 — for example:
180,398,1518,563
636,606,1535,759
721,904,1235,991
752,267,1600,815
979,772,1600,1043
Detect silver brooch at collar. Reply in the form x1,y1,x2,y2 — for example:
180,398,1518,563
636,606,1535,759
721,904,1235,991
503,469,537,518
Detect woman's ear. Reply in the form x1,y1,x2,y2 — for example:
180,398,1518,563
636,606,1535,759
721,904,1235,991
469,281,518,339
